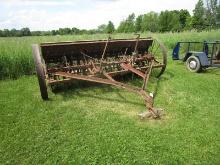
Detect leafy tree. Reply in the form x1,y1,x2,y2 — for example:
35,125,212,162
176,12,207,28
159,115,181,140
86,29,96,34
10,29,17,37
159,11,170,32
106,21,115,33
159,10,181,32
179,9,191,29
135,15,143,32
2,29,10,37
97,24,107,33
43,31,52,36
171,11,182,31
125,13,135,32
11,28,23,37
141,12,159,32
192,0,206,30
79,29,88,35
117,13,135,33
51,30,57,35
117,20,126,33
205,0,217,23
185,16,193,30
20,28,31,36
58,28,72,35
205,0,220,27
32,31,42,36
71,27,80,34
217,2,220,25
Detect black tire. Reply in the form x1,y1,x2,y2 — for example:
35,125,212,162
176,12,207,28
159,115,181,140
32,44,48,100
186,55,202,73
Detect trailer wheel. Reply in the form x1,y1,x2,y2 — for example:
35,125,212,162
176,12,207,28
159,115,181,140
186,56,202,73
32,44,48,100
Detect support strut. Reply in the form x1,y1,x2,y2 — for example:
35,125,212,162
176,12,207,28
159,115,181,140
54,68,161,119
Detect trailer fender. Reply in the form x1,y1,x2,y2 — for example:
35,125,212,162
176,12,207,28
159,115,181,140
183,52,192,62
194,52,210,67
172,42,180,60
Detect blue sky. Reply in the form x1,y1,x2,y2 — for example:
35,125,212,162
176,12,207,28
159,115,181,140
0,0,198,31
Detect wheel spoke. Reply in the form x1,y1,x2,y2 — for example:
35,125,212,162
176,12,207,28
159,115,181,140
148,38,167,78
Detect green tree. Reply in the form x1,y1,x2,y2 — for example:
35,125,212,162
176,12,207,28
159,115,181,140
106,21,115,33
159,10,181,32
87,29,96,34
117,13,135,33
51,30,57,35
97,24,107,33
10,28,22,37
20,27,31,36
141,12,159,32
58,28,72,35
205,0,219,27
179,9,191,29
192,0,206,30
71,27,80,34
10,28,16,37
217,2,220,25
117,20,126,33
171,11,182,31
185,16,193,30
2,29,10,37
135,15,143,32
125,13,135,32
32,31,42,36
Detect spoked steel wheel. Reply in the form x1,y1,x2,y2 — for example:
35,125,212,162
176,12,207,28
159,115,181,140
148,38,167,78
32,44,48,100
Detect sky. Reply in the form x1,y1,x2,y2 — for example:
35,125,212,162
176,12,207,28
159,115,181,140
0,0,198,31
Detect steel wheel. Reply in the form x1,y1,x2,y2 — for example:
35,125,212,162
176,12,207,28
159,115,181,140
186,55,202,73
32,44,48,100
148,38,167,78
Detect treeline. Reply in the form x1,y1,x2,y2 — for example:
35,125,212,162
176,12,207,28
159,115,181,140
0,0,220,37
0,27,99,37
118,0,220,32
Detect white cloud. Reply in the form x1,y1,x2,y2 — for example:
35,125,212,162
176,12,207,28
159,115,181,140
1,0,77,7
0,0,198,31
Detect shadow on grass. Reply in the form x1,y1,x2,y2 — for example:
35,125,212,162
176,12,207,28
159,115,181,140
205,67,220,75
49,72,175,106
174,61,186,66
51,82,143,106
152,71,175,98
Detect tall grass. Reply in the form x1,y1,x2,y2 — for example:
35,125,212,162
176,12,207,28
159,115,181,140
0,30,220,79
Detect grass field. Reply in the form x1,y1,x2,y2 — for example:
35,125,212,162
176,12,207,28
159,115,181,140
0,30,220,79
0,31,220,164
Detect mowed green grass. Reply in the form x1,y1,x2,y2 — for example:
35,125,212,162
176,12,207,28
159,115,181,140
0,31,220,164
0,59,220,164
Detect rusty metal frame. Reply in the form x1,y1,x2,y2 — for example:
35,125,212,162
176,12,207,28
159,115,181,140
32,36,167,119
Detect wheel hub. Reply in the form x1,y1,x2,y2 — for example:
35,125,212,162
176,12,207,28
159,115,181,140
189,60,197,69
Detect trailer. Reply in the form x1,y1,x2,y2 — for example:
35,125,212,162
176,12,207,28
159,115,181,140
172,41,220,72
32,36,167,119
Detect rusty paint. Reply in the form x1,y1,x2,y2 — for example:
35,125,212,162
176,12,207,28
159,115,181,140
32,37,167,119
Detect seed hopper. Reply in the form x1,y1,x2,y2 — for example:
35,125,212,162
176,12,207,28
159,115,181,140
32,36,167,118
